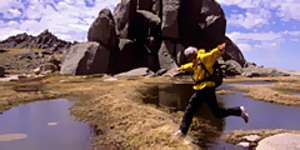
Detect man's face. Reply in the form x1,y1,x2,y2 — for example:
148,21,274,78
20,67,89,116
186,52,197,61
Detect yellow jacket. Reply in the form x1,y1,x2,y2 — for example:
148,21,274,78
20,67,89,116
178,47,222,90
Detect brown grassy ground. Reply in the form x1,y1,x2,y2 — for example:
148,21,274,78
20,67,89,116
1,75,300,149
0,75,198,149
226,76,300,106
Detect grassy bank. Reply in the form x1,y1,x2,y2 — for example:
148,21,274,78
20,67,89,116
0,75,197,149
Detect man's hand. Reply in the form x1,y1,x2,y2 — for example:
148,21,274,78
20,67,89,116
176,67,182,72
218,42,226,50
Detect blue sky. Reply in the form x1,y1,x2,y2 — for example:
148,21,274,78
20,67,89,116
0,0,299,70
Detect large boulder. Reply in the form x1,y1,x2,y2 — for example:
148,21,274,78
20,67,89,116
112,0,247,74
114,0,130,38
117,39,160,72
159,0,228,68
128,0,153,41
88,9,118,50
178,0,226,49
158,40,183,69
161,0,180,39
223,37,246,66
257,133,300,150
117,39,142,72
60,42,110,75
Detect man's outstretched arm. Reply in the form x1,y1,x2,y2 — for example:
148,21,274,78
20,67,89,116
177,62,193,72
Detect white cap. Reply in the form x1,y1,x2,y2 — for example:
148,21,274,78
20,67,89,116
184,46,197,57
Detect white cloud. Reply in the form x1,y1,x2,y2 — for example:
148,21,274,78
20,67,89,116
271,0,300,21
227,31,300,52
218,0,261,9
236,43,253,52
0,0,120,41
228,32,282,42
0,0,24,19
0,27,24,41
229,9,271,29
219,0,300,29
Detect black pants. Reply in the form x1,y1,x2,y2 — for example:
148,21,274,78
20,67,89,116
179,87,241,135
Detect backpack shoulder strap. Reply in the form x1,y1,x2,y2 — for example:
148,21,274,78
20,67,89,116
196,59,212,76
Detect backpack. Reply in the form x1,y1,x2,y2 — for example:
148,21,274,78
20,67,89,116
212,62,224,87
195,60,224,88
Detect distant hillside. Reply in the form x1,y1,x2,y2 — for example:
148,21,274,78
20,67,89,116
0,30,72,52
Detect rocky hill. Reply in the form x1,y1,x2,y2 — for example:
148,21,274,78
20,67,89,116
0,29,72,53
0,30,73,75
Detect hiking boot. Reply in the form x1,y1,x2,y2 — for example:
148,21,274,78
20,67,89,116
240,106,249,123
173,130,186,139
173,130,192,145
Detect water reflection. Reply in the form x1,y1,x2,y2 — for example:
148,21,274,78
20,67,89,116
144,83,300,149
0,99,92,150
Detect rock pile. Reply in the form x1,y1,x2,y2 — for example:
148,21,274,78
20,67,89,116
0,30,71,74
61,0,248,76
0,29,72,53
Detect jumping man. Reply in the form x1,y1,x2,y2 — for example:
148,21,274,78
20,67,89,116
175,43,249,137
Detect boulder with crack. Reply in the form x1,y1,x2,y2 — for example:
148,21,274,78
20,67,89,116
60,42,111,75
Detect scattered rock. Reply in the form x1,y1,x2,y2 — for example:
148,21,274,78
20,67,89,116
60,42,110,75
155,68,168,76
256,133,300,150
0,75,19,82
162,67,182,77
273,69,300,77
220,60,243,76
115,67,154,77
242,65,289,77
34,63,58,75
243,134,261,142
103,76,118,82
237,142,250,148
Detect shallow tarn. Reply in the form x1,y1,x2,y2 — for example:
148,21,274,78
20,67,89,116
0,99,92,150
144,82,300,149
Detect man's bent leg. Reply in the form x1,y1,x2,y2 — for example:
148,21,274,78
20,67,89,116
205,88,241,118
179,91,202,135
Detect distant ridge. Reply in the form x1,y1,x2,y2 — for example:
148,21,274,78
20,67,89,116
0,29,72,51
